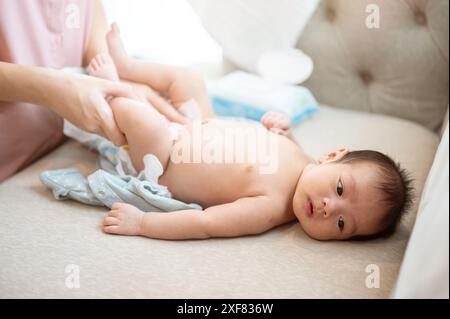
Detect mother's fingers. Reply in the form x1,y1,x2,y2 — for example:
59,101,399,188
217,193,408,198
104,81,133,99
147,93,189,125
95,96,127,146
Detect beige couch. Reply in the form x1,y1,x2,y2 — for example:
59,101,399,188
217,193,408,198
0,0,448,298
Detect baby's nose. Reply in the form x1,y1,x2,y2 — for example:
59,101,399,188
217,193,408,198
321,198,334,218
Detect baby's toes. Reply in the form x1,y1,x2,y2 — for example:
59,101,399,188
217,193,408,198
87,64,94,76
87,60,97,74
94,54,104,66
97,53,107,65
102,53,114,65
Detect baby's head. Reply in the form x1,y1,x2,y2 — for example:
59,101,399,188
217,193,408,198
292,149,414,241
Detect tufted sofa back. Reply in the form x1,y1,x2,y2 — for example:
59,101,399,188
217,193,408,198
297,0,449,132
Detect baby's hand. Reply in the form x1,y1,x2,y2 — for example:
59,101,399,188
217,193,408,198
103,203,144,236
261,111,291,136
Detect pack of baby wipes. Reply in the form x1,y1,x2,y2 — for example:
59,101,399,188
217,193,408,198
208,71,318,125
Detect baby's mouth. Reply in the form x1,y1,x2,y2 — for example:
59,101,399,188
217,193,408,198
306,199,314,217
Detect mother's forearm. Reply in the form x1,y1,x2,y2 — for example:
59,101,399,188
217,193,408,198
0,61,71,110
140,209,209,240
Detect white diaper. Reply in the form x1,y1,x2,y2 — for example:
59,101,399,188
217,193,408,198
108,146,164,184
64,120,164,184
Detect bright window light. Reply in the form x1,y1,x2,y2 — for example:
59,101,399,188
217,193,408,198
101,0,223,67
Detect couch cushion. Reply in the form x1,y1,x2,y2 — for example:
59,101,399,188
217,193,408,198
298,0,449,132
0,106,439,298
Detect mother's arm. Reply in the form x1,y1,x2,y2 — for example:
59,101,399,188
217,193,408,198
0,0,133,146
83,0,108,66
0,62,132,146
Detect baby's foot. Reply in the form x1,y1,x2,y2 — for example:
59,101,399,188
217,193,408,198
106,22,131,75
102,203,144,236
261,111,291,136
87,53,119,81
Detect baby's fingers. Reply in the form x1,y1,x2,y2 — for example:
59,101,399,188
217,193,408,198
103,225,120,234
103,216,119,226
111,202,127,210
272,113,290,127
261,112,276,127
108,210,119,218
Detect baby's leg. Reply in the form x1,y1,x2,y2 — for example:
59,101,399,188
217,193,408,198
110,97,172,172
106,23,213,119
105,23,175,93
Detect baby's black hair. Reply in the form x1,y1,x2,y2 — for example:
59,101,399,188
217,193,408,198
335,150,415,240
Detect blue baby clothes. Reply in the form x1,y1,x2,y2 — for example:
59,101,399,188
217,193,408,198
40,168,201,212
40,121,202,212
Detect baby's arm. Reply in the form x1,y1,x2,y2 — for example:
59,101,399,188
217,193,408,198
103,196,290,240
261,111,299,143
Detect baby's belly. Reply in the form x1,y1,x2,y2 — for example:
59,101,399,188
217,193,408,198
160,162,262,208
159,119,281,207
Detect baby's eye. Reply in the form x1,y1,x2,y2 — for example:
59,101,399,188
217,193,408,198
337,178,344,196
338,216,345,232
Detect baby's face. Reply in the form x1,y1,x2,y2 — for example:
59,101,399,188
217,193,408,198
292,159,386,241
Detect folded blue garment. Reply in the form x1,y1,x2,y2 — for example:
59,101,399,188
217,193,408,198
209,71,319,124
40,168,103,206
40,168,201,212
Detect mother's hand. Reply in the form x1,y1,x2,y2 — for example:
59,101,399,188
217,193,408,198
0,62,132,146
59,73,133,145
120,68,212,125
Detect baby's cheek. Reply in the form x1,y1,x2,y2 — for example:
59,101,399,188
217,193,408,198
303,220,336,241
300,220,318,238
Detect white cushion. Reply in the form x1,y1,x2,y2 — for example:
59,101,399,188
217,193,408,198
188,0,319,72
393,122,449,299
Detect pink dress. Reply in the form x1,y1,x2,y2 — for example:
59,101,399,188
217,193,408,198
0,0,92,182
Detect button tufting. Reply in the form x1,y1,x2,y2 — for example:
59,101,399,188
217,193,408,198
326,7,336,22
415,11,427,25
359,71,373,84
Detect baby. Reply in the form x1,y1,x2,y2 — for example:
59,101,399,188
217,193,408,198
86,24,414,241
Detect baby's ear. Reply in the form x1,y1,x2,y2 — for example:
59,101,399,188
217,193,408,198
318,148,349,164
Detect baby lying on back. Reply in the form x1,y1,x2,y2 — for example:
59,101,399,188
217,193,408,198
86,24,413,241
